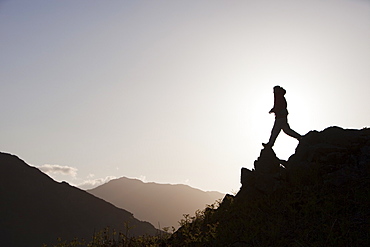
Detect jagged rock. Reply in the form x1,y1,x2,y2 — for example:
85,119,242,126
254,172,282,194
171,126,370,246
326,166,360,186
240,167,254,187
239,147,285,196
254,147,280,173
286,126,370,186
238,126,370,198
218,194,234,210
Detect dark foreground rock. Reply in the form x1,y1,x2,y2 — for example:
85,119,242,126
170,126,370,246
238,126,370,198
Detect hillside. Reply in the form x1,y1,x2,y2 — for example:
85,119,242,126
2,126,369,247
88,177,224,229
169,126,370,246
0,153,158,247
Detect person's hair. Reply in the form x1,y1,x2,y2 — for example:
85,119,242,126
273,86,286,94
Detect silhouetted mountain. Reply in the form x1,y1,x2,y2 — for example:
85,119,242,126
0,153,158,247
88,177,224,229
169,126,370,246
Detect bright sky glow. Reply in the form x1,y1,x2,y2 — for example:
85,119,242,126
1,0,369,193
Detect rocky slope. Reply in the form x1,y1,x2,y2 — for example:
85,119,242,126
0,153,158,247
169,126,370,246
239,126,370,196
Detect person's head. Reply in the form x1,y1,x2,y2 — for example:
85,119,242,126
273,85,286,95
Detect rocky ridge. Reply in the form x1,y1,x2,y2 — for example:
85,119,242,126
170,126,370,246
238,126,370,197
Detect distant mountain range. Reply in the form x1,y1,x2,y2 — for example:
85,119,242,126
88,177,224,229
0,152,158,247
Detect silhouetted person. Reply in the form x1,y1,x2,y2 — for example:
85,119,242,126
263,86,301,148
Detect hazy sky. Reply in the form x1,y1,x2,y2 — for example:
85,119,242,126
1,0,369,193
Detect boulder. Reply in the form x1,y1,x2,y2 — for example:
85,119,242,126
237,126,370,199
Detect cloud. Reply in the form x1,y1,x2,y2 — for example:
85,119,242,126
138,175,147,182
128,175,148,182
78,176,116,190
38,164,78,177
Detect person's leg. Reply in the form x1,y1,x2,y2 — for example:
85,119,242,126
266,118,284,146
282,118,301,140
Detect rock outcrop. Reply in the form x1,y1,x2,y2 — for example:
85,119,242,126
237,126,370,198
170,126,370,246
